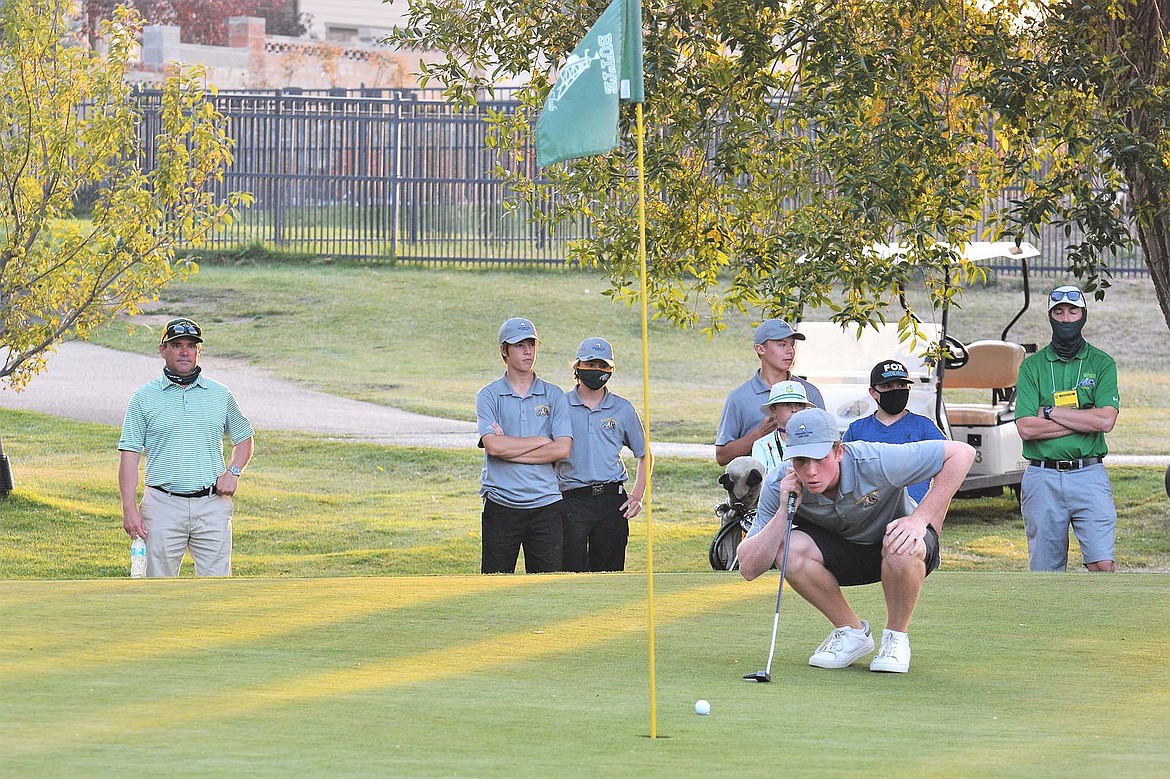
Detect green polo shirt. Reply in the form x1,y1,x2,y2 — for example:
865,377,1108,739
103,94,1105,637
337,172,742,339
1016,343,1119,461
118,374,254,494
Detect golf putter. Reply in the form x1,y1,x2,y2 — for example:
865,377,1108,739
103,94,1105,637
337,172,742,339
744,492,798,683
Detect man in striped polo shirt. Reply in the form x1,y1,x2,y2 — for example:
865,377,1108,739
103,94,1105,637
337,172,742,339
118,317,255,577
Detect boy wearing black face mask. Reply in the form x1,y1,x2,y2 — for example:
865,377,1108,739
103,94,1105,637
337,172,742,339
1014,286,1119,572
556,338,651,572
843,360,945,503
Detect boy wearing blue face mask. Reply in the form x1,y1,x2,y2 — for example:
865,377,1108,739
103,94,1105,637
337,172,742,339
556,337,651,571
1014,285,1120,572
843,360,945,504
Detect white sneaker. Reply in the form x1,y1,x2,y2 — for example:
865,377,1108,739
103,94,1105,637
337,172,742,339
808,620,874,669
869,629,911,673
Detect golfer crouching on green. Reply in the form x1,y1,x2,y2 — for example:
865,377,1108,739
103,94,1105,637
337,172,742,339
738,408,975,673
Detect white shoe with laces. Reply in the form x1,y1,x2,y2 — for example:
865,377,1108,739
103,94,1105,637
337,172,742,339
808,620,874,669
869,629,911,673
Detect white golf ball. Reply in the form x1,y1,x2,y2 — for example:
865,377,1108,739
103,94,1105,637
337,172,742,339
695,699,711,716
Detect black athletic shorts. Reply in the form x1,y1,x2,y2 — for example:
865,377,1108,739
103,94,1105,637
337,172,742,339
796,522,940,587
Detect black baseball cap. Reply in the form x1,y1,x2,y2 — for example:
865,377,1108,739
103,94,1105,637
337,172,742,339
160,317,203,344
869,359,910,387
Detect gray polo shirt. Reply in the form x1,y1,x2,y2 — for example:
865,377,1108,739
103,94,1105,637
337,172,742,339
715,371,825,445
476,374,572,509
749,440,946,544
556,388,647,490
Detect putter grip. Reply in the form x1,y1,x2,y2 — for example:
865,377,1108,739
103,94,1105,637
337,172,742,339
786,492,797,515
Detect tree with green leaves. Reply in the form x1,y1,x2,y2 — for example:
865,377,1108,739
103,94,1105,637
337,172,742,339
0,0,250,389
390,0,1170,338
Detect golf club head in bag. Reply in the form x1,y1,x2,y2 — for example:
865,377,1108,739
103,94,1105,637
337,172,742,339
743,491,798,683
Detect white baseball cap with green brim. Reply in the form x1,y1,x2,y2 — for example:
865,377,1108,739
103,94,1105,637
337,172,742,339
760,380,811,414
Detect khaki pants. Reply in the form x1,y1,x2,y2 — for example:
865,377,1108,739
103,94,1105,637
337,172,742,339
140,488,234,577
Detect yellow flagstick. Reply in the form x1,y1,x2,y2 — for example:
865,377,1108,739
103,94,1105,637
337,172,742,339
634,101,657,740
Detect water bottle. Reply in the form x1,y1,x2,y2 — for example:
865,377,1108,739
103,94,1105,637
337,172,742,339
130,536,147,578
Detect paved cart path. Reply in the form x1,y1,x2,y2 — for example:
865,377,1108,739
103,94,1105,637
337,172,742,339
0,342,1165,465
0,342,714,458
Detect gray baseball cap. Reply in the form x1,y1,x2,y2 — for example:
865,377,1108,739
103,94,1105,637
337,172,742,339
753,318,806,345
784,408,840,460
499,317,540,344
575,337,615,367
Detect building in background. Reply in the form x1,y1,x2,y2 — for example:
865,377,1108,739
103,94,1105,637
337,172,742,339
297,0,408,44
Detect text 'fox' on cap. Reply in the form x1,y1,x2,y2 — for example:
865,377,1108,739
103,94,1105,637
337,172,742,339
1047,285,1087,312
575,337,615,367
499,317,540,345
869,359,911,388
753,318,806,345
760,380,812,414
160,317,203,344
784,408,840,460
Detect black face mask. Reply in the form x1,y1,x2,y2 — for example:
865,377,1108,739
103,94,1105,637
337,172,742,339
1049,308,1087,359
875,387,910,415
576,369,612,391
163,366,202,386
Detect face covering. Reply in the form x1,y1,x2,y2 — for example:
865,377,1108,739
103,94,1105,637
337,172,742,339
1049,309,1087,359
875,387,910,415
163,365,202,386
576,369,612,391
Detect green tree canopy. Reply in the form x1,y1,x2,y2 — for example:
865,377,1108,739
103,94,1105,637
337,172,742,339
390,0,1170,336
0,0,250,389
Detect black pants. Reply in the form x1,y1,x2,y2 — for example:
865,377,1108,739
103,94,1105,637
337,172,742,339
481,498,565,574
561,493,629,572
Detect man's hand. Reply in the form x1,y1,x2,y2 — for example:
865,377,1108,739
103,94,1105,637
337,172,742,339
884,515,929,557
123,507,147,540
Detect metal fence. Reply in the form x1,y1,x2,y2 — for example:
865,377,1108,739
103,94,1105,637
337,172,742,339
135,87,1149,275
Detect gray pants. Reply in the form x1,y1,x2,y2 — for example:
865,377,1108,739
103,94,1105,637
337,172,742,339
1021,463,1116,571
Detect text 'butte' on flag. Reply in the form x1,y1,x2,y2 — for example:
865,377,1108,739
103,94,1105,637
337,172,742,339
535,0,644,168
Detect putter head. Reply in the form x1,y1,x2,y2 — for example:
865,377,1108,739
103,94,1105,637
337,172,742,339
742,671,771,683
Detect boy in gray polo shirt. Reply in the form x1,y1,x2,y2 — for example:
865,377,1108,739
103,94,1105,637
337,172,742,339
476,317,572,573
715,319,824,466
557,337,650,571
740,408,975,673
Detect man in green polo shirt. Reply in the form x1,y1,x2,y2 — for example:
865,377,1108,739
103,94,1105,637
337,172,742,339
118,317,255,577
1015,286,1120,572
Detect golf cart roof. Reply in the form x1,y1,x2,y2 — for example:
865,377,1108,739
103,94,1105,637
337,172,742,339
802,241,1040,264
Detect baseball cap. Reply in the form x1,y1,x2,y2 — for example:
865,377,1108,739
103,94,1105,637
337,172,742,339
760,380,811,413
575,337,615,367
499,317,540,344
869,359,910,388
1047,285,1086,311
160,317,203,344
784,408,840,460
753,319,806,345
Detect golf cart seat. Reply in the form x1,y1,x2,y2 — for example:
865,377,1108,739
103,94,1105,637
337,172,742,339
944,340,1026,426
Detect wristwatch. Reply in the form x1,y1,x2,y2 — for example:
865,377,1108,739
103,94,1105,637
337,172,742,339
1042,406,1053,420
228,465,243,477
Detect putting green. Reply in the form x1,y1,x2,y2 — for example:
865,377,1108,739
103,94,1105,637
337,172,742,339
2,573,1167,777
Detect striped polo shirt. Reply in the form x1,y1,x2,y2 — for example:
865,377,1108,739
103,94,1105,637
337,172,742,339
118,374,254,494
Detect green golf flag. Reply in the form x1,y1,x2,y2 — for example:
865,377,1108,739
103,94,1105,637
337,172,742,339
536,0,644,167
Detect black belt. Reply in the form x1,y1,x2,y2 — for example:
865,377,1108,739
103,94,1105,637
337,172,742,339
150,484,217,498
1028,457,1104,471
564,482,625,499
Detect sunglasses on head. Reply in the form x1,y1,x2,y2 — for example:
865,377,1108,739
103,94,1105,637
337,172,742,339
1049,289,1083,305
169,323,199,335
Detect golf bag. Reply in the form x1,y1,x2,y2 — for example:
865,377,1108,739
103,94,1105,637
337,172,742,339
708,503,755,571
708,456,766,571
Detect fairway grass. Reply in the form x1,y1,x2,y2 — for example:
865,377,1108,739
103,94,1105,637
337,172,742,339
1,573,1167,778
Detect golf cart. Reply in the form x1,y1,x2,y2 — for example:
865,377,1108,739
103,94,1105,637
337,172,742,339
793,242,1041,499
